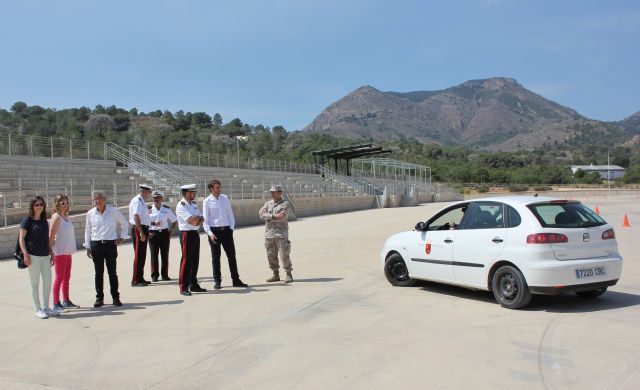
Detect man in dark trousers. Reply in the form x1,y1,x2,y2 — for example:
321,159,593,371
203,179,248,289
175,184,207,296
148,190,177,282
83,190,129,307
129,184,152,286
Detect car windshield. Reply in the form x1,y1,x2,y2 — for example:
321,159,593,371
527,202,606,228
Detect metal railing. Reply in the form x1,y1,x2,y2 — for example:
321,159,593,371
0,133,315,174
102,143,199,196
0,177,140,228
316,165,377,195
0,133,108,160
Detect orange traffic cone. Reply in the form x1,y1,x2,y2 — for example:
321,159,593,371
623,214,631,228
595,206,600,215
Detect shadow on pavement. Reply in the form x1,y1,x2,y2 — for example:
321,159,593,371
416,281,640,312
199,287,270,294
418,281,495,304
53,299,184,319
528,291,640,313
288,277,344,283
247,278,344,289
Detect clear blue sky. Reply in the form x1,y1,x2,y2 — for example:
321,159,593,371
1,0,638,131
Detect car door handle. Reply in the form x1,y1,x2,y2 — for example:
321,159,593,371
444,238,453,244
492,237,504,243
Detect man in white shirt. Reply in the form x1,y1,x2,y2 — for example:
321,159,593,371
129,184,152,286
175,184,207,296
203,179,248,290
84,190,130,307
148,190,177,282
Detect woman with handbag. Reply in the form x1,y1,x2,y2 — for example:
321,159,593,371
49,194,79,311
19,196,60,319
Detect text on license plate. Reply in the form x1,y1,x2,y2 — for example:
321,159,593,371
575,267,606,279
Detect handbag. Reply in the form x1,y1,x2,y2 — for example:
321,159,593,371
14,237,28,269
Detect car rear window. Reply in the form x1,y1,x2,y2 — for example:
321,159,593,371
527,202,606,228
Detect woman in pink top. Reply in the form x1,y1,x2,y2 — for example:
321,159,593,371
49,194,79,310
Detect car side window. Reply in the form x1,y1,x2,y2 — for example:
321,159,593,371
506,205,521,228
427,204,469,231
466,202,504,229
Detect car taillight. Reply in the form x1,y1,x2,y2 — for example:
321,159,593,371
526,233,568,244
602,229,615,240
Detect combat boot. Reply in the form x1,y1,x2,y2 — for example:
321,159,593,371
266,271,280,282
285,271,293,283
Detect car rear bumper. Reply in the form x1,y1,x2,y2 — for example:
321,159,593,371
522,255,622,289
529,279,618,295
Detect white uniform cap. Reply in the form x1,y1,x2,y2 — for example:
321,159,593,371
180,184,197,191
151,190,164,198
139,184,153,191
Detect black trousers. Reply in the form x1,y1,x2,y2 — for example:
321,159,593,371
131,225,149,284
90,241,119,300
149,229,170,278
179,230,201,292
208,228,240,282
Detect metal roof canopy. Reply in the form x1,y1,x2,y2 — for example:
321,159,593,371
312,144,392,175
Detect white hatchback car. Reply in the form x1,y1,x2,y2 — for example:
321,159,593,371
380,196,623,309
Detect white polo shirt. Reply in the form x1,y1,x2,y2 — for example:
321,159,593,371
176,198,202,231
149,204,177,231
129,194,151,226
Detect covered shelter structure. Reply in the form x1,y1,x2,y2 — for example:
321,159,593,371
312,144,392,176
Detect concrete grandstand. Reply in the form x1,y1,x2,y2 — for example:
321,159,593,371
0,134,451,258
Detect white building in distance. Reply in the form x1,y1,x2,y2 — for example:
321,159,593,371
570,164,625,180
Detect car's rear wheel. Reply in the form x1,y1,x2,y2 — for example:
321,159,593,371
384,253,416,287
575,287,607,299
491,265,532,309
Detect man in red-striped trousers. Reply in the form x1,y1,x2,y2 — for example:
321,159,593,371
129,184,152,286
175,184,207,296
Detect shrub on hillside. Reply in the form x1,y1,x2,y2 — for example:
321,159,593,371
508,184,529,192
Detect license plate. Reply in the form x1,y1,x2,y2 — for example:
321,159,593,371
575,267,606,279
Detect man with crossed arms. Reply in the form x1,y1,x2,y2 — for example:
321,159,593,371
175,184,207,296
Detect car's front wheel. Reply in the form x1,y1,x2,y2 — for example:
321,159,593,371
384,253,416,287
575,287,607,299
491,265,532,309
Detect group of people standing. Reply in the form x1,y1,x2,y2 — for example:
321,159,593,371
18,180,294,318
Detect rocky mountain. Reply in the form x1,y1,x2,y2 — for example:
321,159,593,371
619,111,640,134
303,77,625,151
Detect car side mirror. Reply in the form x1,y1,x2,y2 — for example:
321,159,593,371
415,222,425,231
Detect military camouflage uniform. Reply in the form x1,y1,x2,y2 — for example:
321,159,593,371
259,198,292,272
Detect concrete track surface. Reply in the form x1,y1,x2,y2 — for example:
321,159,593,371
1,197,639,390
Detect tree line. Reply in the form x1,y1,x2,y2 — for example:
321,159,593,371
1,102,639,185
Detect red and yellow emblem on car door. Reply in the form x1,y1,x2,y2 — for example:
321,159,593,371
425,242,432,255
